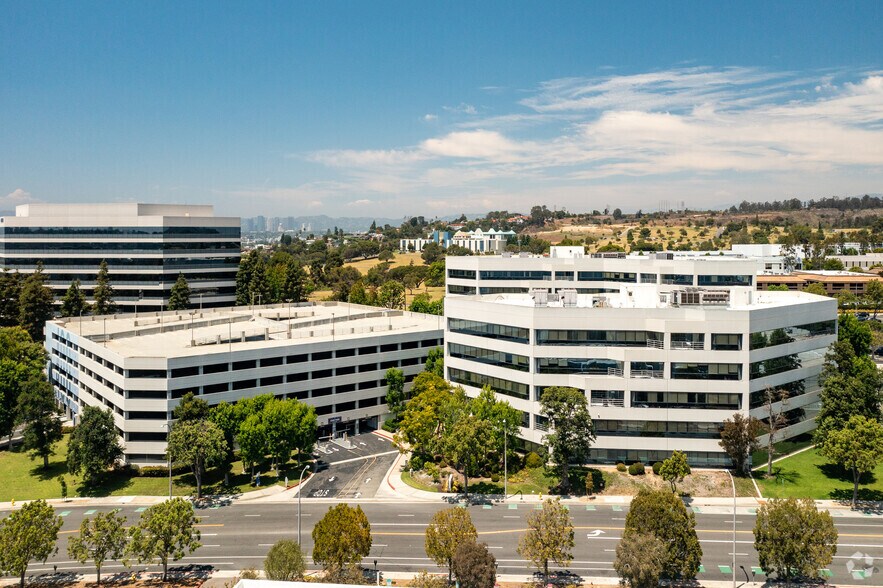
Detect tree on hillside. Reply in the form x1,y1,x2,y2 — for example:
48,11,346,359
754,498,837,584
18,264,54,341
517,498,574,582
126,498,201,581
719,413,764,474
60,280,89,317
539,387,595,493
819,415,883,508
0,499,63,588
18,374,63,469
424,507,478,583
624,488,701,579
167,273,191,311
659,450,691,493
312,504,372,582
92,260,116,315
385,368,405,422
67,510,127,587
167,420,227,498
66,405,123,487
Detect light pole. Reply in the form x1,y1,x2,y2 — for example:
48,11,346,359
164,420,173,499
503,418,507,500
189,311,195,345
725,469,736,588
198,293,204,312
297,465,309,545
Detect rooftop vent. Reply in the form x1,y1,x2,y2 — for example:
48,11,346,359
531,288,549,307
560,289,578,307
671,288,730,306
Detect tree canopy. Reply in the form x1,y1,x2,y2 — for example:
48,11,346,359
126,498,202,581
67,510,128,587
754,498,837,584
624,488,701,579
424,507,477,583
516,498,574,581
0,499,63,588
819,415,883,507
312,504,372,582
66,405,123,487
539,387,596,493
167,419,227,498
167,273,191,311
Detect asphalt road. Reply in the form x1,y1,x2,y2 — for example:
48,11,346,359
5,500,883,585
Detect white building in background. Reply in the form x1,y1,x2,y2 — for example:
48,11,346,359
445,248,761,296
451,228,516,254
444,287,836,467
46,302,443,465
0,203,241,311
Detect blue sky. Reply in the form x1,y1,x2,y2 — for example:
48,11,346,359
1,2,881,218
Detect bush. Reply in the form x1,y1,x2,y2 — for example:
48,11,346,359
409,455,425,471
239,567,260,580
652,461,663,475
628,462,645,476
135,464,189,477
616,462,627,472
61,425,75,435
423,462,440,483
490,473,500,483
381,419,398,433
525,451,544,469
264,539,306,581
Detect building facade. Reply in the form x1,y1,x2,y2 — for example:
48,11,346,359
46,302,443,464
757,270,883,296
0,203,241,312
444,287,836,467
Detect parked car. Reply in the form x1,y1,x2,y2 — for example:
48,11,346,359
874,347,883,356
857,312,870,321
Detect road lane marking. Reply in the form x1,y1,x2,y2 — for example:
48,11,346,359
397,514,414,517
83,509,96,515
202,533,218,536
244,514,261,517
203,544,221,547
134,507,147,512
503,515,519,519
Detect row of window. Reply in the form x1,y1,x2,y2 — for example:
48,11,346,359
587,448,731,467
593,420,721,438
0,226,241,237
448,367,530,400
0,257,239,268
448,343,530,372
749,375,818,408
1,241,240,252
748,347,827,380
448,318,530,344
450,269,753,287
749,320,837,350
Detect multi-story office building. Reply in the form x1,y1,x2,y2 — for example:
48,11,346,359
46,302,443,464
0,203,240,311
445,286,836,466
445,248,761,297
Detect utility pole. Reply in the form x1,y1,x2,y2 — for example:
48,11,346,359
726,469,736,588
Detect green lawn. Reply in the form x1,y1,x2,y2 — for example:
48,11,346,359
756,447,883,500
751,433,815,470
0,434,311,501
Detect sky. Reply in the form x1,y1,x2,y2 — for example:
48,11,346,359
1,1,881,219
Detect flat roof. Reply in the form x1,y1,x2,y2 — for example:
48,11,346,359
51,303,443,359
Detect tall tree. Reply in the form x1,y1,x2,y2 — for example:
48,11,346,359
614,533,666,588
659,450,691,493
866,279,883,319
0,269,22,327
451,541,496,588
173,391,209,422
235,250,260,306
819,415,883,508
67,511,127,587
126,498,202,581
281,261,309,303
385,368,405,422
815,341,883,445
209,401,241,465
838,312,872,357
237,412,267,477
539,387,596,493
18,374,62,469
0,327,45,443
378,280,405,309
719,413,764,474
0,499,63,588
424,507,477,583
60,280,89,317
18,265,54,341
66,405,123,487
262,398,316,474
167,420,227,498
92,260,116,316
423,347,444,378
440,413,495,495
167,273,191,311
263,539,306,581
517,498,574,582
754,498,837,585
624,488,702,579
312,504,372,582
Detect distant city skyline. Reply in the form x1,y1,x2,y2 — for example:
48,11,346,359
1,2,880,217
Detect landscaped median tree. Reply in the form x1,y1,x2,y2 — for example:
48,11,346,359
0,499,63,588
754,497,837,585
539,387,595,493
126,498,202,582
424,507,478,584
263,539,306,581
312,503,372,582
517,498,574,582
167,419,227,498
67,510,128,587
67,405,124,488
624,488,701,580
819,415,883,508
613,533,666,588
451,541,496,588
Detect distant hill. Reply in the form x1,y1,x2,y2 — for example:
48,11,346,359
243,213,473,233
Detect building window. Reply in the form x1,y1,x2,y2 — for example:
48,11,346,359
630,362,664,378
261,375,283,386
260,356,283,367
448,318,529,344
312,369,333,380
287,372,308,382
479,270,551,281
448,269,476,280
448,368,529,400
336,383,356,394
536,329,663,347
749,320,836,350
203,382,229,394
671,333,704,350
127,369,166,379
358,346,377,355
448,284,477,295
449,343,530,372
661,274,693,285
697,275,752,286
555,271,574,281
577,271,636,283
286,354,308,364
590,390,624,407
479,287,530,294
711,333,742,351
312,387,332,397
671,363,741,380
232,379,256,390
536,357,623,376
335,348,355,358
594,420,721,438
312,351,332,361
749,346,827,379
631,391,740,410
640,273,658,284
170,366,199,378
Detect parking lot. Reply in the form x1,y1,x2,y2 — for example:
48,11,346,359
306,432,399,499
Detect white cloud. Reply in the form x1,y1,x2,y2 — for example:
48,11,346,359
1,188,34,209
423,114,438,122
443,102,478,115
347,199,373,206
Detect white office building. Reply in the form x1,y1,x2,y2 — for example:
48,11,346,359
0,203,241,311
46,302,443,465
445,248,761,297
445,286,836,467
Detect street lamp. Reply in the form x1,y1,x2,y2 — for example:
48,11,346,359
374,560,378,586
297,465,310,545
725,469,736,588
164,420,173,499
503,418,508,500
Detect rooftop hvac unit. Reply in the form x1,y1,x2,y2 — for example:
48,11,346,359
654,252,674,260
672,288,730,306
561,289,578,307
531,288,549,307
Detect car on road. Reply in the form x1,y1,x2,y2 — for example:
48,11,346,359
857,312,870,321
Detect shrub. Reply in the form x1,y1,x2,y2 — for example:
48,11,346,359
381,419,398,433
409,455,425,471
490,473,500,483
525,451,544,469
628,462,645,476
264,539,306,581
616,462,627,472
652,461,663,475
135,464,189,477
423,462,440,482
585,472,594,495
240,567,260,580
